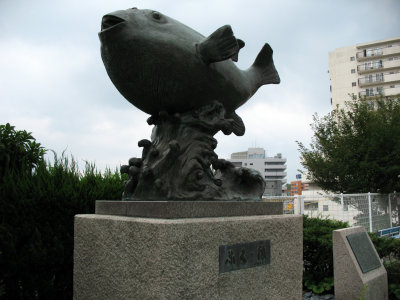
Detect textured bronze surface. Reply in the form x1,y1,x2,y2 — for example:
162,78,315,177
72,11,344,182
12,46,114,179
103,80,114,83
98,8,280,201
346,232,381,273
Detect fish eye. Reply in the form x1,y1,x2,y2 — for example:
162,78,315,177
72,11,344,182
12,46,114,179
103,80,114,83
152,11,161,20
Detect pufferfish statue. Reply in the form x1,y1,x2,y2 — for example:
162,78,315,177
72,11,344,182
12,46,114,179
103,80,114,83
99,7,280,201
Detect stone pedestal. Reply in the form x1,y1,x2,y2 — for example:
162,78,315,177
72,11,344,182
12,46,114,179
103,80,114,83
333,227,388,300
74,201,302,299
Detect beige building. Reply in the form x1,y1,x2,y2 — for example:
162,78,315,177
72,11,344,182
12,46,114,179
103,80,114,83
329,37,400,108
228,148,287,196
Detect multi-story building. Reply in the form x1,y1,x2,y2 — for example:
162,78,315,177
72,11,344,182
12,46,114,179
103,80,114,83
228,148,287,196
290,180,306,196
329,37,400,108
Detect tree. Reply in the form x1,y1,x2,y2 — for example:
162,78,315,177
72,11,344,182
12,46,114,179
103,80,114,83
297,96,400,193
0,123,45,176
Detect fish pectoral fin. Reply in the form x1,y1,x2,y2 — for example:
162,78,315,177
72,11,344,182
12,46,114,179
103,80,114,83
231,39,245,62
231,111,245,136
196,25,243,64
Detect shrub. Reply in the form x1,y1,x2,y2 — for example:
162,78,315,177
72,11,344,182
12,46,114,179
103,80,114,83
303,215,349,294
369,233,400,299
0,123,45,176
0,124,125,299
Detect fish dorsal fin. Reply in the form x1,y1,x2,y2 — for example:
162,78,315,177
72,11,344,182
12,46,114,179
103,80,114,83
251,43,280,86
196,25,243,64
231,111,245,136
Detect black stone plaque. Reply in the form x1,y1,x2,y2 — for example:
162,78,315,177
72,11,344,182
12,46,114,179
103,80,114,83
346,232,381,273
219,240,270,273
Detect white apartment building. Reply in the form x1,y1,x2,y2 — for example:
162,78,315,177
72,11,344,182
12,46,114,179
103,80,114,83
228,148,287,196
329,36,400,108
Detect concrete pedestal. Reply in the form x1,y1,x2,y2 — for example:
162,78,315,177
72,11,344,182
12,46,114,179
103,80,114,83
74,201,302,299
333,227,388,300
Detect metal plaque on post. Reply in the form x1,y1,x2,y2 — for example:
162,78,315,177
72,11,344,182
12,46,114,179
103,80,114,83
219,240,270,273
346,232,381,273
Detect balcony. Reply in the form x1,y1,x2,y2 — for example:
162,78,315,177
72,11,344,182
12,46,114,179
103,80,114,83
385,72,400,85
357,62,383,73
357,49,383,60
264,164,286,169
264,171,287,177
385,86,400,97
358,75,384,87
356,44,400,61
385,59,400,70
359,90,384,98
358,59,400,74
359,85,400,98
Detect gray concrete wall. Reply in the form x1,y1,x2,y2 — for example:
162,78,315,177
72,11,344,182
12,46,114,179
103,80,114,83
74,214,302,299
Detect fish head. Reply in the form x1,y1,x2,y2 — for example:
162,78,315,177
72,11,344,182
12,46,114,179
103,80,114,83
98,8,204,115
100,8,166,37
98,8,198,46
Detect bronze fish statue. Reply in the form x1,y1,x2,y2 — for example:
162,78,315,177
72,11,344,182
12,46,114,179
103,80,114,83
99,8,280,136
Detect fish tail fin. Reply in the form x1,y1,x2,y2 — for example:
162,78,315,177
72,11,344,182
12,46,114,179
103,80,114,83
251,43,280,86
231,111,245,136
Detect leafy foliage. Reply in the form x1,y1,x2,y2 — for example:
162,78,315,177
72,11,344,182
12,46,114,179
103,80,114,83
369,232,400,261
0,124,125,299
297,96,400,193
303,215,348,294
0,123,46,176
369,233,400,299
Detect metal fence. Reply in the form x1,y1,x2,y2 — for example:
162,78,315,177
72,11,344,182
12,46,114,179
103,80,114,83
263,193,400,233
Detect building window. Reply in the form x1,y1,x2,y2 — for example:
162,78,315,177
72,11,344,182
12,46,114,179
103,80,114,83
350,56,355,61
376,60,383,68
390,85,395,88
351,69,355,74
244,163,247,166
323,205,329,211
249,163,253,165
352,82,356,87
305,202,318,211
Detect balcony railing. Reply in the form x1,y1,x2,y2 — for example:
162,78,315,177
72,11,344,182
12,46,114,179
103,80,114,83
357,64,383,72
358,76,384,86
359,90,384,97
357,49,383,59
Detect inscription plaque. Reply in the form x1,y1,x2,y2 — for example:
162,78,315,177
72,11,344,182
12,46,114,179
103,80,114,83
219,240,270,273
346,232,381,273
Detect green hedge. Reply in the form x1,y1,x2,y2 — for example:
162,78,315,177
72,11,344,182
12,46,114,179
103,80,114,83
303,215,348,294
0,124,125,299
369,233,400,299
303,216,400,299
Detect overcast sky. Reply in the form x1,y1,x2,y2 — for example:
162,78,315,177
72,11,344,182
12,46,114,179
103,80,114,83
1,0,400,183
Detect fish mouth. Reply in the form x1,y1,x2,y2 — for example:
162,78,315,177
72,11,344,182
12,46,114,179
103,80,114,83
101,15,125,31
